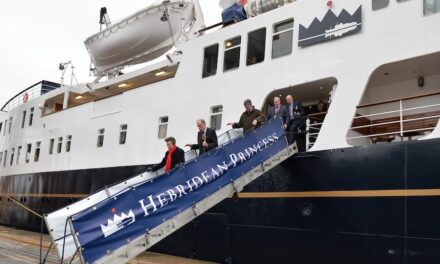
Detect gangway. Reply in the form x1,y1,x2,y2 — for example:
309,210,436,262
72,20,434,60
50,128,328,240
44,118,296,264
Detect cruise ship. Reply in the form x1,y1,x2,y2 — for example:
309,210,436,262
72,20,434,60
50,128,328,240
1,0,440,263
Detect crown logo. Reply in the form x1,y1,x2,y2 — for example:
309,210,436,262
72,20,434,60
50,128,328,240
100,210,136,238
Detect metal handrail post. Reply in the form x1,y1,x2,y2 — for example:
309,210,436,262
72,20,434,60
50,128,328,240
306,118,310,150
400,100,403,138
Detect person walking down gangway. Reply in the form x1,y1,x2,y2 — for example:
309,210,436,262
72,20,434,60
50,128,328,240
185,119,218,155
266,96,287,124
227,99,265,133
285,94,306,151
150,137,185,173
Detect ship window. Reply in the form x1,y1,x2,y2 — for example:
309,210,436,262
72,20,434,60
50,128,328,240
3,150,7,167
158,116,168,139
372,0,390,10
247,28,266,66
16,146,21,165
25,144,31,163
66,135,72,152
10,148,14,166
29,107,34,126
57,137,63,153
224,36,241,71
0,152,2,167
21,111,27,129
97,129,105,148
119,124,127,145
34,142,41,162
3,120,6,136
8,117,12,134
423,0,440,15
202,44,219,78
272,19,294,59
49,138,55,155
210,105,223,131
0,122,2,134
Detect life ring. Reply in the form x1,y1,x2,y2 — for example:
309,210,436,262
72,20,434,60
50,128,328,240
23,93,29,103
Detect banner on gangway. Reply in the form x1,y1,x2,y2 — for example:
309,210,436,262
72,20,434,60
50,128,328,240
70,118,287,263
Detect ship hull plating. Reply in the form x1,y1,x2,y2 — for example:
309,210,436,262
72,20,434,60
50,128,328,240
1,139,440,263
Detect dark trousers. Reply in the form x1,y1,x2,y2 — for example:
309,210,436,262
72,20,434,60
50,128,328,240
288,121,306,152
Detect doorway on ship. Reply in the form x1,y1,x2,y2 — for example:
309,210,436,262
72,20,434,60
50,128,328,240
347,52,440,146
262,77,337,151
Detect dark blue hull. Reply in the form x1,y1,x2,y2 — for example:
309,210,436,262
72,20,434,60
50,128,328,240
1,138,440,263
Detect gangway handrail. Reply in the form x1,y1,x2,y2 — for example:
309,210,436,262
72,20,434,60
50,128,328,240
45,126,243,258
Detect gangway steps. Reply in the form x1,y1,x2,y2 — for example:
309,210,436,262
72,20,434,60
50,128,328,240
93,144,296,264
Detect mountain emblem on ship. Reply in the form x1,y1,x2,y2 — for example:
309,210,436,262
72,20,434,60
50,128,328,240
299,5,362,47
100,210,136,238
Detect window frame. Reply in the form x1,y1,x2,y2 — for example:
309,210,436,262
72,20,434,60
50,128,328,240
223,36,242,72
49,138,55,155
34,141,41,162
57,137,63,153
210,105,224,131
29,107,34,126
247,27,267,66
423,0,440,16
97,129,105,148
272,18,294,59
25,144,31,163
158,116,169,139
16,146,22,165
3,150,7,167
119,124,128,145
202,44,220,78
66,135,72,152
21,111,27,129
10,148,14,166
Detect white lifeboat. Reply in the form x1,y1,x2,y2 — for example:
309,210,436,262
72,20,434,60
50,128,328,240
85,0,202,75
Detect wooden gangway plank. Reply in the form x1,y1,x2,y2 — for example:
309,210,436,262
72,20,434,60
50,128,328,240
0,226,215,264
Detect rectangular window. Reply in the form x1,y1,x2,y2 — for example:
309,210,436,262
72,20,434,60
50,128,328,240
3,120,6,136
3,150,7,167
8,117,12,134
10,148,14,166
224,36,241,71
29,107,34,126
272,19,294,59
0,122,3,134
119,124,127,145
25,144,31,163
424,0,440,15
21,111,27,128
202,44,219,78
247,28,267,66
0,152,2,166
372,0,390,10
158,117,168,139
49,138,55,155
66,135,72,152
34,142,41,162
210,105,223,131
97,129,105,148
57,137,63,153
16,146,21,165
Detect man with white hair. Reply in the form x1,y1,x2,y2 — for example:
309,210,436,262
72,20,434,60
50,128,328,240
185,119,218,155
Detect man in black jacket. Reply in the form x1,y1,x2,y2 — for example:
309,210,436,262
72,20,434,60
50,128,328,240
152,137,185,173
186,119,218,155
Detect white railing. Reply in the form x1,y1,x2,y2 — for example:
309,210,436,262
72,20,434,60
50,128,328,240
1,81,60,112
306,112,326,150
347,93,440,142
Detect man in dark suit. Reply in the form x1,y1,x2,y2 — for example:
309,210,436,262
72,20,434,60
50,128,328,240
186,119,218,155
285,94,306,151
266,96,287,124
152,137,185,173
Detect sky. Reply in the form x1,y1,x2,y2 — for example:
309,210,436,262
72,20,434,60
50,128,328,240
0,0,221,107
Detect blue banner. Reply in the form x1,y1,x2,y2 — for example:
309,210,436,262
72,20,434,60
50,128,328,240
71,118,287,263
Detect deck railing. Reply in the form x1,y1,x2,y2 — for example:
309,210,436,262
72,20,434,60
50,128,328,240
1,81,60,112
347,92,440,143
306,112,326,150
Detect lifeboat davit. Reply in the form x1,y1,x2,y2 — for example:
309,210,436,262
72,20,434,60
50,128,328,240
85,0,201,75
